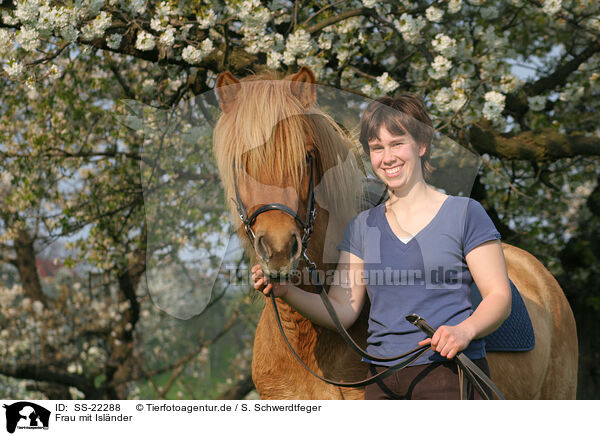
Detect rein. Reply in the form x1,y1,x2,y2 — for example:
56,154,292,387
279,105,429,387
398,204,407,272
232,154,504,399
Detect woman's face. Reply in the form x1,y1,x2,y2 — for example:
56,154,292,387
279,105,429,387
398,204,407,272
368,126,426,191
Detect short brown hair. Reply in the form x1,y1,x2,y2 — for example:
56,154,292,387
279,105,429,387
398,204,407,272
359,95,434,177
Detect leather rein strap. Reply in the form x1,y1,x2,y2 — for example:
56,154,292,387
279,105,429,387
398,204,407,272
405,314,505,400
269,265,505,398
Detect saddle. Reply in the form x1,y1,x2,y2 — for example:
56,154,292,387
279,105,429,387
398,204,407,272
470,280,535,351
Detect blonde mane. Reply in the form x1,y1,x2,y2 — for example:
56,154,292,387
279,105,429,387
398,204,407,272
213,71,363,240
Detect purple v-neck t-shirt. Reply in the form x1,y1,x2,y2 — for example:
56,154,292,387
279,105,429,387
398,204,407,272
337,195,501,366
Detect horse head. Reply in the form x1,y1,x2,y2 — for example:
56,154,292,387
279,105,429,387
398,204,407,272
213,67,362,280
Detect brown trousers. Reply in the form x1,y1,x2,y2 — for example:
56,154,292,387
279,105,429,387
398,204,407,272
364,357,491,400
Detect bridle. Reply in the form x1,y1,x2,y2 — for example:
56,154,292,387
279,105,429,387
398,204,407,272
232,153,318,270
231,152,504,399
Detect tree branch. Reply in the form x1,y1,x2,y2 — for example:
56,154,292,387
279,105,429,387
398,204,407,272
505,37,600,119
527,38,600,97
305,7,373,34
216,371,255,400
468,123,600,161
0,363,97,397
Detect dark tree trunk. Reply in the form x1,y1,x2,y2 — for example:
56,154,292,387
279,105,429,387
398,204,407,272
13,228,46,304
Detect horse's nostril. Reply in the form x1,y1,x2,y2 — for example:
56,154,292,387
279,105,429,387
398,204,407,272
256,235,271,261
290,234,300,260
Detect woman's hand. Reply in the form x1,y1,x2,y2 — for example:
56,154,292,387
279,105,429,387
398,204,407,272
418,323,475,360
251,264,288,298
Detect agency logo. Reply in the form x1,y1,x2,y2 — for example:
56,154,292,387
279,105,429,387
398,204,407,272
2,402,50,434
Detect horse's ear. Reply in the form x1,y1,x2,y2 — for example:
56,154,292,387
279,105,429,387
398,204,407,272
289,66,316,109
216,71,241,113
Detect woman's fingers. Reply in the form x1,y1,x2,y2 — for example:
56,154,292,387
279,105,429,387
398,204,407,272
252,273,273,296
263,283,272,295
418,338,432,346
253,276,266,289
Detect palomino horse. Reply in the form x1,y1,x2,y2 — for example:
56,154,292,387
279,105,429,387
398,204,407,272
213,67,578,399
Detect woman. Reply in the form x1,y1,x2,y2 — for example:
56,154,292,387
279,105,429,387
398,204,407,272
252,95,512,399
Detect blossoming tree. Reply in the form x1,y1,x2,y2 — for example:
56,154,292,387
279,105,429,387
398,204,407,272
1,0,599,398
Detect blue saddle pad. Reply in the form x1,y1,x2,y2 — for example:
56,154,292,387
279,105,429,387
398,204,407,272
469,280,535,352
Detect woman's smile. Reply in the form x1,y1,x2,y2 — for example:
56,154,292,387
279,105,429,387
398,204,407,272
383,164,404,177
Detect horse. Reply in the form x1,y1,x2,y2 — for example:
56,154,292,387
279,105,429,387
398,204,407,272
212,67,578,399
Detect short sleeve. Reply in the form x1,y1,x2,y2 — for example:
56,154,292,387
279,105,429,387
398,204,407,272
463,199,501,255
337,214,364,259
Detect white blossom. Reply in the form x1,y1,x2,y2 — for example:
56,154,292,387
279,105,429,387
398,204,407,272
271,10,290,24
156,1,178,17
337,17,361,34
362,0,378,7
377,72,399,94
81,0,104,17
542,0,562,15
81,11,112,41
499,74,520,93
267,50,283,69
37,5,72,36
32,300,44,314
1,172,13,187
14,0,40,23
182,45,203,64
2,11,19,26
432,87,467,113
21,297,31,310
528,95,547,111
336,49,351,65
15,27,39,51
201,39,214,54
361,83,375,96
283,29,313,66
0,29,12,53
142,78,156,93
135,31,156,51
559,83,584,102
238,0,272,31
106,33,122,49
394,14,426,44
432,34,457,58
448,0,463,13
483,91,506,121
48,65,61,80
60,25,80,43
481,6,499,19
151,17,167,32
318,32,334,50
429,55,452,80
3,60,24,79
159,27,176,48
298,56,325,78
425,6,443,23
449,92,468,112
197,9,217,29
451,76,465,91
127,0,146,16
